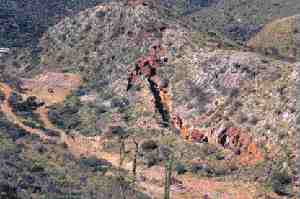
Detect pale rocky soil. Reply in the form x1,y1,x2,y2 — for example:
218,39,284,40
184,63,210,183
0,73,283,199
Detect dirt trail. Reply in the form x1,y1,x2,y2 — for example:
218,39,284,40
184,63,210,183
36,105,120,166
0,81,166,198
0,83,56,141
0,81,275,199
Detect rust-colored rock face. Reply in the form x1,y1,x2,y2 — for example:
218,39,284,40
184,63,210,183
127,43,164,91
240,143,263,166
126,41,264,166
190,129,208,143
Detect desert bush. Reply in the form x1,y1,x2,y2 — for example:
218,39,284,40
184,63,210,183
79,156,112,173
175,162,187,175
0,90,5,101
140,140,158,152
110,126,127,138
0,112,150,199
143,152,159,168
158,144,172,161
139,140,160,167
111,97,130,110
270,170,293,196
48,105,80,131
190,163,212,175
0,112,27,141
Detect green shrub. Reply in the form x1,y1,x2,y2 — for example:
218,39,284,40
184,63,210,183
79,156,112,173
175,162,187,175
270,170,293,196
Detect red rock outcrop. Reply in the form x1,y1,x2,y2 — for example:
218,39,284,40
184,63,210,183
127,41,263,166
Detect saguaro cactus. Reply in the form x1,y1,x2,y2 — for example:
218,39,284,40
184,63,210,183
132,138,139,180
119,138,126,169
164,153,174,199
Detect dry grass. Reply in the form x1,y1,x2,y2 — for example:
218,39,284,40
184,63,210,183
247,15,300,60
21,72,81,105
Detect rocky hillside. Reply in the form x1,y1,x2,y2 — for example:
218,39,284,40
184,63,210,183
247,15,300,61
181,0,300,43
0,0,299,198
0,0,109,48
0,111,150,199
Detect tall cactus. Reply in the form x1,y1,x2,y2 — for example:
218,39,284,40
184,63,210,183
119,138,125,169
118,137,127,199
132,138,139,181
164,153,174,199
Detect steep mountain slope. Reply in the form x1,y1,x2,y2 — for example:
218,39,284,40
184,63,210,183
0,0,108,48
0,0,110,79
247,15,300,61
180,0,300,43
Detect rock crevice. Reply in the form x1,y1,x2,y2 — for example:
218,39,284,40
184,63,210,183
127,43,263,166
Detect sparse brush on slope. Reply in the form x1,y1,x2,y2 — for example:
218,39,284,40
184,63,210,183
247,15,300,61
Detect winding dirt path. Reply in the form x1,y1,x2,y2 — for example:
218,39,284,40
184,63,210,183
0,81,276,199
0,83,56,141
0,81,166,198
